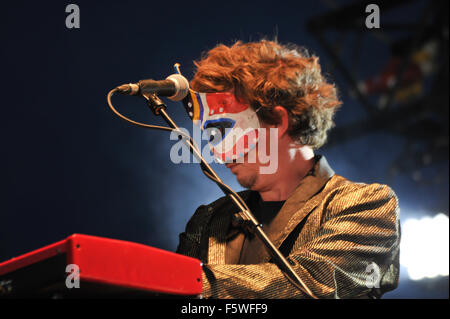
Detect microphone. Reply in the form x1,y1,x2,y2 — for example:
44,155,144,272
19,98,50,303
116,74,189,101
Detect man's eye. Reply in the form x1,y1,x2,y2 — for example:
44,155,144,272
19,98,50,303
204,120,234,144
206,128,221,142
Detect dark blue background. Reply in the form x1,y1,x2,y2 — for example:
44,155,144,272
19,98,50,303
1,0,447,298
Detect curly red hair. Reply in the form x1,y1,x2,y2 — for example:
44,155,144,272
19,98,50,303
191,40,342,148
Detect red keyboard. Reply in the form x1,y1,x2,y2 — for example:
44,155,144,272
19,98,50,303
0,234,203,298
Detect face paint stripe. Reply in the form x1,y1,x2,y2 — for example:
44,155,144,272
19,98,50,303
191,91,201,124
198,93,210,125
196,92,206,124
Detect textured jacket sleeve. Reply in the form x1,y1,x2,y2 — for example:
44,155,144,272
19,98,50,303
198,183,400,299
177,204,211,261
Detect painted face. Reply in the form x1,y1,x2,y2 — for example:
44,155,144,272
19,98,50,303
182,89,260,163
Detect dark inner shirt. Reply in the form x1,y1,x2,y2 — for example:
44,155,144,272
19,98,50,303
238,192,286,264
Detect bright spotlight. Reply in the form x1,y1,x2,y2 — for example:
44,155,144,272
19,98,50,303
400,213,449,280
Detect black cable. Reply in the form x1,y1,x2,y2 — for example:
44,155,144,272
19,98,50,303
107,88,194,141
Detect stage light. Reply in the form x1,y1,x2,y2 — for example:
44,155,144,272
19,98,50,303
400,213,449,281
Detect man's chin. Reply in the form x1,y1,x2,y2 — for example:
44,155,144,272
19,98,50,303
236,174,258,189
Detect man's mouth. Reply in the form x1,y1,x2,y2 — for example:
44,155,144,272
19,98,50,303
226,162,239,169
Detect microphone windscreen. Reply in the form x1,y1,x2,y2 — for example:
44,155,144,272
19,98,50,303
166,74,190,101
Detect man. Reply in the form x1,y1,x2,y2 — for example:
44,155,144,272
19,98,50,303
176,40,400,299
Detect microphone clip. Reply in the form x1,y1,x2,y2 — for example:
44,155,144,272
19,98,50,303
143,93,166,116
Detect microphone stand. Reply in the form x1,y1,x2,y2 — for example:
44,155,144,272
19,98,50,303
142,92,317,299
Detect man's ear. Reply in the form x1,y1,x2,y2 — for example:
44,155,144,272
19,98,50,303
272,106,290,138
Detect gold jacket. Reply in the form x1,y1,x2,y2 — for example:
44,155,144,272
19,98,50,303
177,156,400,298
